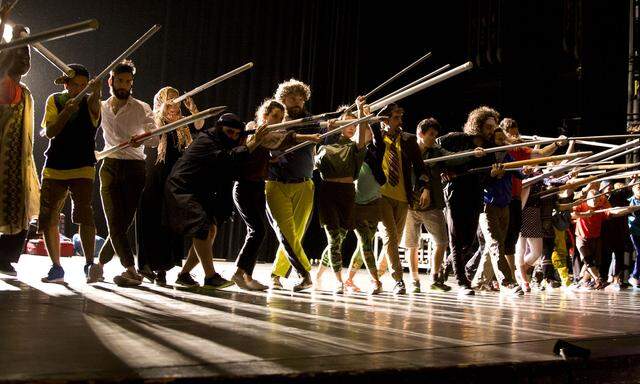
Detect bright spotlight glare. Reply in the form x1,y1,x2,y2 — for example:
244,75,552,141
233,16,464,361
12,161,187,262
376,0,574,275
2,24,13,42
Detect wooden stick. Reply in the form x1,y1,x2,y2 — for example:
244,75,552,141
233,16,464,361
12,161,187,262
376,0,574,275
522,139,640,187
0,19,98,51
557,180,640,210
274,114,380,159
95,106,226,160
369,64,451,108
520,134,614,148
538,164,640,199
31,42,74,76
345,51,432,111
368,61,473,112
423,138,559,165
69,24,160,105
467,152,591,173
264,111,343,132
171,62,253,104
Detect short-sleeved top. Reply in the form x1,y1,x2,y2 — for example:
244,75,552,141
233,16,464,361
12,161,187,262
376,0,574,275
315,136,365,180
380,134,406,202
100,96,155,160
509,146,532,198
41,91,100,180
355,162,381,204
574,200,611,239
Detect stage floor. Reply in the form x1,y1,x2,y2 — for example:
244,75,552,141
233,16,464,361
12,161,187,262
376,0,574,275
1,255,640,383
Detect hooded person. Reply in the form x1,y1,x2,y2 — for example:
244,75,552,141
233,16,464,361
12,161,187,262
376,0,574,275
164,113,268,289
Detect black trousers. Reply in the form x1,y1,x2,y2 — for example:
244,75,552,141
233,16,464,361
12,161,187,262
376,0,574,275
446,197,482,287
0,230,27,264
233,180,267,275
465,227,485,280
504,198,522,255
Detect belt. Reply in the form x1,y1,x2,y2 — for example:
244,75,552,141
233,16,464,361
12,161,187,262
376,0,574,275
268,177,310,184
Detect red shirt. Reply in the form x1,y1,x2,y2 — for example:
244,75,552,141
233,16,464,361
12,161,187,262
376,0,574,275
0,76,22,105
574,200,611,239
509,146,532,198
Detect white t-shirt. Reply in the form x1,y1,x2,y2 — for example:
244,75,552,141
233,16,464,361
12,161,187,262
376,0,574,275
100,96,155,160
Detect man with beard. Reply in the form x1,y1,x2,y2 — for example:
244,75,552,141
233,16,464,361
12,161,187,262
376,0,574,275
268,79,323,292
87,60,156,286
0,25,40,276
437,106,497,295
39,64,101,283
165,113,268,288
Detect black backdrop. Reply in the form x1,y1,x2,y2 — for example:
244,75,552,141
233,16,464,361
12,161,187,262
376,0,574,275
8,0,629,263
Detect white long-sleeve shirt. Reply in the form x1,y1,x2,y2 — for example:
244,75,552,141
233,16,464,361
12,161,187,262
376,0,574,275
100,96,156,160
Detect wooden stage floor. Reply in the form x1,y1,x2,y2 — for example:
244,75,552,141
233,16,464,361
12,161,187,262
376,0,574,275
1,255,640,383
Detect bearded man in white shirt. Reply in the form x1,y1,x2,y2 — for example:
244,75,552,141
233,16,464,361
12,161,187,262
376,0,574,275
88,60,156,287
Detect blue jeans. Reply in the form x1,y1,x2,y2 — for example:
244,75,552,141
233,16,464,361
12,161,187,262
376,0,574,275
629,234,640,279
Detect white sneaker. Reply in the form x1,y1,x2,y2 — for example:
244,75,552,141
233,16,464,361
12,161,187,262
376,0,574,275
629,276,640,288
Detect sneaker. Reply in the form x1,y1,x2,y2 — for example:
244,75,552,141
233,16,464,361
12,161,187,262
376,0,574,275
138,265,157,283
232,273,252,290
501,284,524,296
155,271,167,286
41,264,64,283
292,274,313,292
593,279,605,290
176,272,200,287
369,280,383,295
410,279,421,293
605,283,621,292
458,285,475,296
87,263,104,283
430,280,452,292
113,270,143,287
245,278,268,291
629,276,640,288
334,282,344,294
271,276,284,290
203,273,235,289
0,262,17,276
393,280,406,295
83,262,94,278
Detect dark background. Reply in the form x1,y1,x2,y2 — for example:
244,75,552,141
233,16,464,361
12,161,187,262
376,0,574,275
8,0,629,262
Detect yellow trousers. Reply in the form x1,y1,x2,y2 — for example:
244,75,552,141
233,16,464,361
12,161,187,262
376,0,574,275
266,180,314,277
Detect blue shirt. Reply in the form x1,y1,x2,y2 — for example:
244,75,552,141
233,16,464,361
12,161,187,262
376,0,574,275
628,196,640,235
269,123,324,181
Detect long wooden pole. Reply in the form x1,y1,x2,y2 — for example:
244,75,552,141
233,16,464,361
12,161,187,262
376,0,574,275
369,64,451,107
423,138,559,165
557,180,640,210
519,134,614,149
0,19,99,51
538,164,640,199
171,62,253,104
345,51,432,111
467,152,591,173
95,106,226,160
68,24,161,105
522,139,640,187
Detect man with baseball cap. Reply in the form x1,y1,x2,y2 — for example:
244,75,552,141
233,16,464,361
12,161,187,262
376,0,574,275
40,63,101,283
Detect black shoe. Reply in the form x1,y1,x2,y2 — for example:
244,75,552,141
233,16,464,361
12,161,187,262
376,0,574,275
176,272,200,287
292,273,313,292
393,280,406,295
203,273,234,289
0,262,17,276
155,271,167,286
138,265,157,283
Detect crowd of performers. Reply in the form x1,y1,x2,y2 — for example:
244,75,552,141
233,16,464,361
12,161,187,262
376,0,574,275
2,25,640,296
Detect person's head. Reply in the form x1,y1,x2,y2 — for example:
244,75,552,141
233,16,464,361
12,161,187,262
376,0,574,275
493,128,507,146
633,183,640,198
274,78,311,119
499,117,519,142
599,180,613,195
153,86,181,123
108,59,136,100
54,64,90,98
416,117,441,148
335,105,357,138
1,25,31,79
215,113,245,144
464,106,500,142
255,98,285,125
377,103,404,134
586,188,605,208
